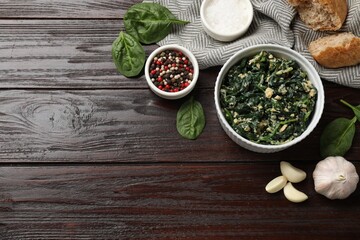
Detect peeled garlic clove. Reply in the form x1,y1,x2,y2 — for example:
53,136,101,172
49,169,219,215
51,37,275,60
280,161,307,183
313,156,359,200
283,182,308,203
265,176,287,193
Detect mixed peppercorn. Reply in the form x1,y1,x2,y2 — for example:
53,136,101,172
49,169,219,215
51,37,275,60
149,50,194,92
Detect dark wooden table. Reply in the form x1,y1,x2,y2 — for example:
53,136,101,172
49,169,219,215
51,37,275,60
0,1,359,239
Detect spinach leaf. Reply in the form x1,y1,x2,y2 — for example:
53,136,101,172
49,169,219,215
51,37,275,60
320,117,357,158
341,99,360,122
112,31,145,77
124,3,189,44
177,97,205,140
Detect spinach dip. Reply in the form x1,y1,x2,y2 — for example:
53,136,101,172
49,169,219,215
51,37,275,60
220,51,317,145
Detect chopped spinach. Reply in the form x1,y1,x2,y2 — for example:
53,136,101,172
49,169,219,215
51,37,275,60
220,51,317,145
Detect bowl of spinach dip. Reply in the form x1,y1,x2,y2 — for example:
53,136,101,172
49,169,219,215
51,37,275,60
215,44,325,153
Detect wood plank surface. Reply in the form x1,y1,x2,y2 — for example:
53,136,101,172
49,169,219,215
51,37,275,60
0,0,141,19
0,87,358,163
0,164,359,239
0,19,218,89
0,20,154,89
1,1,360,238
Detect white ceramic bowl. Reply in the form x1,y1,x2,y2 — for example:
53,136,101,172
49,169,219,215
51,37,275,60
214,44,325,153
200,0,253,42
145,44,199,100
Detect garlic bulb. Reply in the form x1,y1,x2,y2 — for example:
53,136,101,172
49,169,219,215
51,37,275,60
313,156,359,200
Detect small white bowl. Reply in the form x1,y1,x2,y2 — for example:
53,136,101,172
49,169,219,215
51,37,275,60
145,44,199,100
214,44,325,153
200,0,253,42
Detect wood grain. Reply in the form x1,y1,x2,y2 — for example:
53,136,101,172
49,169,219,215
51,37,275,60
0,20,154,89
0,19,217,90
0,0,141,19
0,164,359,239
1,0,360,239
0,87,358,163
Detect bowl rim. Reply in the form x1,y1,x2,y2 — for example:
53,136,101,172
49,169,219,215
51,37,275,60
214,44,325,151
145,44,199,99
200,0,254,39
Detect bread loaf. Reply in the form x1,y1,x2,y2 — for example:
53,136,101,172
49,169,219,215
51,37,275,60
308,32,360,68
288,0,347,31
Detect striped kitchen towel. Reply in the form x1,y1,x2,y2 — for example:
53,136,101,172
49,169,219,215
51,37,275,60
144,0,360,88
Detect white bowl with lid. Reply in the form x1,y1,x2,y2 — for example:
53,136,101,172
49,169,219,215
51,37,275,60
200,0,254,42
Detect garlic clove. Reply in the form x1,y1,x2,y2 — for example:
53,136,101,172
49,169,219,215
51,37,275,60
280,161,307,183
313,156,359,200
283,182,308,203
265,176,287,193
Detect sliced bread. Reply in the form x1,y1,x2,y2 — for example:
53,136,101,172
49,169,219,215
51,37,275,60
308,32,360,68
288,0,347,31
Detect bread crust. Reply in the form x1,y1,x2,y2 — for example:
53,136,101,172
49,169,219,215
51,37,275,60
289,0,348,31
309,33,360,68
318,0,348,28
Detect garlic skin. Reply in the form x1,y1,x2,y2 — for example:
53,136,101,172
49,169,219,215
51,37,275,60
313,156,359,200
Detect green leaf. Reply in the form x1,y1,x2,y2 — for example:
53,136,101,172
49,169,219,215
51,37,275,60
124,3,189,44
112,31,145,77
320,117,357,158
341,99,360,122
177,97,206,140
